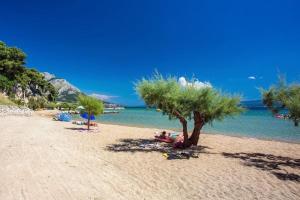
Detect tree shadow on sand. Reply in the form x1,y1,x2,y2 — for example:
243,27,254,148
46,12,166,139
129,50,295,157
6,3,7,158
222,152,300,182
107,139,300,181
65,127,87,131
106,138,212,160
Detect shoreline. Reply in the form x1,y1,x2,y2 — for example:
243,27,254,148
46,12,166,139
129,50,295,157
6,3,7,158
37,110,300,144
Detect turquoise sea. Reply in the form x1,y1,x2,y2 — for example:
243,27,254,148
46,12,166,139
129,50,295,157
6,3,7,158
91,108,300,142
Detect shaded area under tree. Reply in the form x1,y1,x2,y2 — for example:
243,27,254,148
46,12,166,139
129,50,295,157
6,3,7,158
222,152,300,182
106,138,211,159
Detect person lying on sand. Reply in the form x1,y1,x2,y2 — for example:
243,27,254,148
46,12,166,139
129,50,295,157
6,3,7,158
155,131,180,139
173,134,185,148
154,131,169,139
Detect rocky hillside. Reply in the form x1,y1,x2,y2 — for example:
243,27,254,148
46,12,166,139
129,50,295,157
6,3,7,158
42,72,122,107
42,72,82,102
0,41,57,103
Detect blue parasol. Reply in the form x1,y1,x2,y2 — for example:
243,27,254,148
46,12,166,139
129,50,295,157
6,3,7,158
57,113,72,122
80,112,95,120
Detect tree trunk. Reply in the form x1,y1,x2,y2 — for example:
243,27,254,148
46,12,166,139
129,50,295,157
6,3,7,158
173,110,190,147
87,114,91,130
23,89,26,106
294,120,299,127
189,111,204,146
180,117,189,147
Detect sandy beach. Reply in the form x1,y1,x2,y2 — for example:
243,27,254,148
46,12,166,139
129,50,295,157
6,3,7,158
0,113,299,200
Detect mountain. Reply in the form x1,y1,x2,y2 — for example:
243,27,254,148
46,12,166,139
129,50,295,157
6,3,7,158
42,72,121,107
42,72,81,102
240,100,266,109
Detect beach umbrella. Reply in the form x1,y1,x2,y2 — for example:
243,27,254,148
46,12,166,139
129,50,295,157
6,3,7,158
57,113,72,122
80,112,95,120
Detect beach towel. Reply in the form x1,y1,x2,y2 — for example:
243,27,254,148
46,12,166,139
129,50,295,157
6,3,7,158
154,136,174,143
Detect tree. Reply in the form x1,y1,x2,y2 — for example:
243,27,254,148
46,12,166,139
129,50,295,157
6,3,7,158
262,76,300,126
0,41,26,79
16,73,30,104
58,102,77,111
0,75,14,95
46,102,57,110
27,97,47,110
46,83,58,102
135,73,243,147
59,102,71,110
0,41,58,103
78,95,104,130
68,102,79,111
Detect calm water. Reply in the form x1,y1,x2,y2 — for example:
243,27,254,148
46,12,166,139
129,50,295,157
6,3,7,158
89,108,300,142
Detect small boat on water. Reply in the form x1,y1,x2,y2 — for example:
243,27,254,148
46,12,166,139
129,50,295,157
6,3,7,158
104,110,120,114
105,107,125,110
156,108,161,112
103,105,125,114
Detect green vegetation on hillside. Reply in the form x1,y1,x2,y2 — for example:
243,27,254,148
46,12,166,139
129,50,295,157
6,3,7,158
57,91,83,103
0,93,15,105
0,41,58,108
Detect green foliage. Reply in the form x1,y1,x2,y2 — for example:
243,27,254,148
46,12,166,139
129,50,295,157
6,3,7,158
10,98,24,106
69,102,79,110
57,102,77,110
136,72,243,146
0,75,14,95
0,41,26,79
78,95,104,116
135,72,243,124
59,102,70,110
78,95,104,130
46,83,58,102
27,97,47,110
0,41,58,103
27,98,39,110
45,102,57,110
262,76,300,126
57,91,81,102
16,73,30,91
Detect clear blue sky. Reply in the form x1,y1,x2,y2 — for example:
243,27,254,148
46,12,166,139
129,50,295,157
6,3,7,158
1,0,300,106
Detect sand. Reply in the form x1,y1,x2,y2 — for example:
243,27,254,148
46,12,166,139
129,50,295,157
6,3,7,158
0,113,299,200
